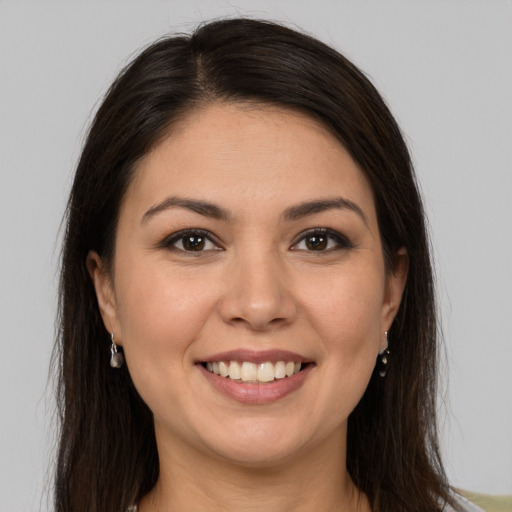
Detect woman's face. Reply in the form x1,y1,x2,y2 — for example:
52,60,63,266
90,103,406,468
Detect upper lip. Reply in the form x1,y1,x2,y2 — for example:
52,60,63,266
198,349,312,365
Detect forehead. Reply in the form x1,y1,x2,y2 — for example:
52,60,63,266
122,102,377,224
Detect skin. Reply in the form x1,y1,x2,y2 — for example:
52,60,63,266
88,103,408,511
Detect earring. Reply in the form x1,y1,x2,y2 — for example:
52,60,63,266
110,333,124,368
378,331,390,378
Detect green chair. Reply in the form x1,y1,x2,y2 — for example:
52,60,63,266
459,490,512,512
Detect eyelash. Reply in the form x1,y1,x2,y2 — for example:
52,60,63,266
161,229,222,254
160,228,353,254
291,228,354,252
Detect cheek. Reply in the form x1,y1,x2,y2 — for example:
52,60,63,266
300,263,386,350
114,260,218,360
302,266,385,421
112,261,221,425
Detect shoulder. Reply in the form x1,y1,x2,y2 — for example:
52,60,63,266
453,490,512,512
444,493,488,512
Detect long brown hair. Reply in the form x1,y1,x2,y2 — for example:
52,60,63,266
54,18,454,511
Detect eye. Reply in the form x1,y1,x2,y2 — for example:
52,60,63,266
163,230,221,253
291,229,352,252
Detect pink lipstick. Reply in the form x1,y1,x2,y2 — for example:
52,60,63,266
196,350,314,404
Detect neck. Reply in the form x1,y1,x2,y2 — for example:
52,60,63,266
138,427,370,512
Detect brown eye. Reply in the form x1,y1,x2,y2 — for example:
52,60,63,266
164,230,220,253
182,235,206,251
305,234,328,251
292,229,353,252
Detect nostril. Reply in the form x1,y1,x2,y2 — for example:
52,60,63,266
219,287,298,331
230,317,247,327
229,316,290,331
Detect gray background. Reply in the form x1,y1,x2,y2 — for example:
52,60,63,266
1,1,511,510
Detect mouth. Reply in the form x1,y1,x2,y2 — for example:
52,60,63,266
196,350,314,404
201,360,311,383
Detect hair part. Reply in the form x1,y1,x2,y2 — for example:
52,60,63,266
54,18,455,512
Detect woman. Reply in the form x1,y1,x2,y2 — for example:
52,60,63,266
54,18,481,512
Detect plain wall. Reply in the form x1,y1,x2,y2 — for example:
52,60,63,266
1,1,511,510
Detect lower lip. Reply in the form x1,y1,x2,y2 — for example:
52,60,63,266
197,364,313,404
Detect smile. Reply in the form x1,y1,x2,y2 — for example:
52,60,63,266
198,350,314,404
204,360,302,383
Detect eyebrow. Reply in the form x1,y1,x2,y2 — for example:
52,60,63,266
141,195,367,225
283,197,368,225
142,197,231,224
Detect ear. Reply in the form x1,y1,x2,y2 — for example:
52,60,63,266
86,250,122,344
380,247,408,350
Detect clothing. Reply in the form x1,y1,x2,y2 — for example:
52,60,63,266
447,494,487,511
458,491,512,512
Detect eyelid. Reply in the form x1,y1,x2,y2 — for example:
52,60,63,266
160,228,223,252
158,227,352,253
290,227,354,251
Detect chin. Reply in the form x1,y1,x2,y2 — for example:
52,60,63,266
200,419,315,468
212,442,303,469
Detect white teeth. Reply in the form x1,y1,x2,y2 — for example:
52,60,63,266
218,361,229,377
274,361,286,379
240,362,257,382
228,361,241,379
205,360,303,382
257,362,275,382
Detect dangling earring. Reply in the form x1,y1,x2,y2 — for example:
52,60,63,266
378,331,390,378
110,333,124,368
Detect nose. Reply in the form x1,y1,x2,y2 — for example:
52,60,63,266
219,250,298,332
